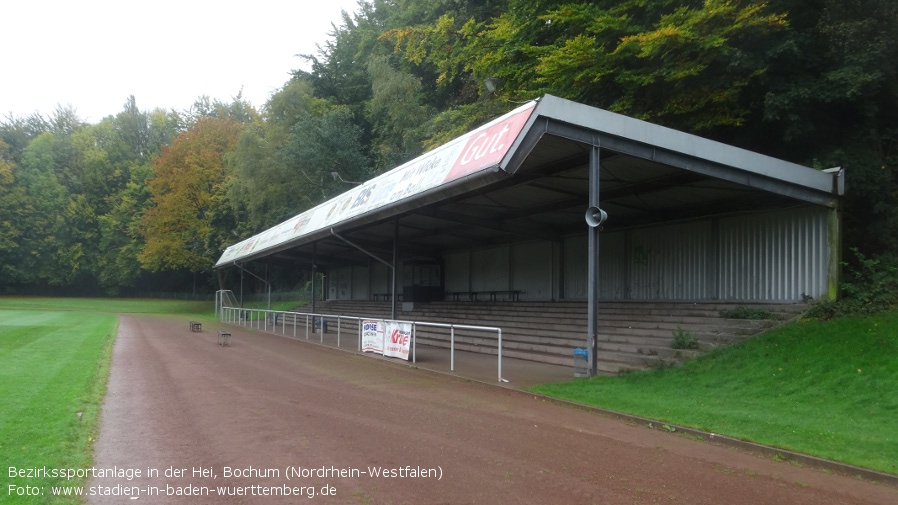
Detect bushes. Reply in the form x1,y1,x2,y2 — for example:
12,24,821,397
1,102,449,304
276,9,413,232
671,327,700,349
808,248,898,319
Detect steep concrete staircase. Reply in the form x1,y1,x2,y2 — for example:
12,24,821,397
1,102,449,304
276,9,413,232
305,300,807,373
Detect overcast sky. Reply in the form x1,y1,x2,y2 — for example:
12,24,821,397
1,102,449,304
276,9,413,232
1,0,362,123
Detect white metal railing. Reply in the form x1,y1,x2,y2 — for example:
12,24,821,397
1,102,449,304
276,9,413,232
219,305,506,382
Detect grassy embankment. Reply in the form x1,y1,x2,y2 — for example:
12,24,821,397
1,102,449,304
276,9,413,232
531,311,898,475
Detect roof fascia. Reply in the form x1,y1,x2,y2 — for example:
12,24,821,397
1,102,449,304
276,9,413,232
513,95,841,207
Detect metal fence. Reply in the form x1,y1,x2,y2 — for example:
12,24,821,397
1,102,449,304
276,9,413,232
218,303,506,382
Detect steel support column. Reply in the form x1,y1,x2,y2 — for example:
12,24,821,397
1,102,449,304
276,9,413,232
587,143,601,377
233,261,271,310
391,219,399,320
311,243,317,315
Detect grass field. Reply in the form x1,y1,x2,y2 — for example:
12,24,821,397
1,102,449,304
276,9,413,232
531,311,898,475
0,309,117,504
0,296,214,316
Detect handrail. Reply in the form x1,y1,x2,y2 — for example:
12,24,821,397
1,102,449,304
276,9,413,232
219,305,506,382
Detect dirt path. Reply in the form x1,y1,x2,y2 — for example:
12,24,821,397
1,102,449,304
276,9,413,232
87,315,896,504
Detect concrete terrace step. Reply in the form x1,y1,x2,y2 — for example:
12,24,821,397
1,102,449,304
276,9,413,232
413,328,701,361
302,300,805,373
312,301,805,322
411,336,640,373
410,312,773,333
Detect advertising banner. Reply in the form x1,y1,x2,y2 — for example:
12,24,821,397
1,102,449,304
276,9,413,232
382,322,412,361
361,320,384,354
215,100,537,267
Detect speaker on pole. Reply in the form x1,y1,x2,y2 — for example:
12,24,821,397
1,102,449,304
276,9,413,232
585,206,608,229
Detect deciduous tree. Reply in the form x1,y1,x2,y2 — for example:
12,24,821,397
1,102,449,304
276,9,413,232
139,117,242,273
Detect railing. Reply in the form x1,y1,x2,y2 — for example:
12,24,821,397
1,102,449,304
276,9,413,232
219,305,506,382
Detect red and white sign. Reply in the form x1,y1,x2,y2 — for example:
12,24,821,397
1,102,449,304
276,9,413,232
382,322,412,360
442,105,535,183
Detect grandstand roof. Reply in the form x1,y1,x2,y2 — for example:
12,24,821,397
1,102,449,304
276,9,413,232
214,95,843,270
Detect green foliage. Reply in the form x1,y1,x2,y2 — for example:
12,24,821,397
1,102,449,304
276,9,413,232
287,107,372,202
671,326,699,349
808,249,898,320
0,98,184,295
96,163,154,294
604,0,786,130
0,140,24,265
385,0,788,132
14,132,71,285
839,250,897,313
228,81,372,235
367,55,432,171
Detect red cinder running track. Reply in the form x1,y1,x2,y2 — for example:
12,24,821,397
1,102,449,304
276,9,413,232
87,315,896,504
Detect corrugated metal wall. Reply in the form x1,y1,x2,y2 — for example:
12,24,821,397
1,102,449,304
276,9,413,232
444,242,554,300
351,266,369,300
370,263,391,296
512,241,553,300
471,246,510,291
599,234,628,299
327,206,830,303
717,206,829,301
561,206,830,302
444,252,470,293
563,235,626,299
563,234,588,298
627,221,713,300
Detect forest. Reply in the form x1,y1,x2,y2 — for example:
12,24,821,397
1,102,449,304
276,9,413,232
0,0,895,300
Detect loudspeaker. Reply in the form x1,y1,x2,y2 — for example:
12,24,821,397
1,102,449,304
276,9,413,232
585,206,607,228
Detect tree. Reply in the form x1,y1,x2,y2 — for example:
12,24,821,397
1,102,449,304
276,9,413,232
0,140,25,287
228,79,372,234
384,0,789,134
139,117,242,273
287,106,372,202
13,132,71,286
755,0,898,256
366,55,432,171
228,79,327,233
90,102,183,294
97,163,153,294
184,93,259,126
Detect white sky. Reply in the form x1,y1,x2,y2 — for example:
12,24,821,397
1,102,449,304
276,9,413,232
1,0,362,123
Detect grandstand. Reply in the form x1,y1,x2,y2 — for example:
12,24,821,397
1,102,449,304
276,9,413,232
214,95,843,376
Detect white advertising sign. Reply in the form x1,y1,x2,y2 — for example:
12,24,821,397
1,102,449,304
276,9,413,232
361,320,384,354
